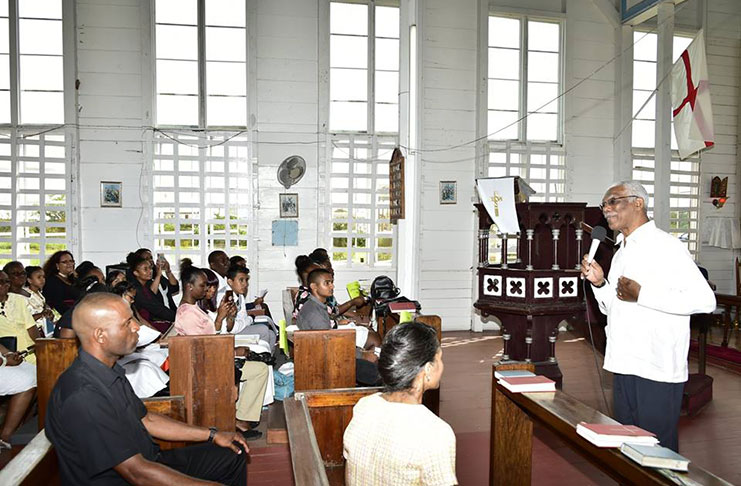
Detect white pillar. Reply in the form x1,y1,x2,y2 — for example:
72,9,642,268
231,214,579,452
653,1,674,230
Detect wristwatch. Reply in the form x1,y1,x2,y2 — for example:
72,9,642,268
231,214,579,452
207,426,218,443
594,278,607,288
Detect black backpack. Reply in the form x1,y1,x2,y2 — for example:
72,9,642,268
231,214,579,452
370,275,400,301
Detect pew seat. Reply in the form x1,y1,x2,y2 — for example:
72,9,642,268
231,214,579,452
284,387,382,486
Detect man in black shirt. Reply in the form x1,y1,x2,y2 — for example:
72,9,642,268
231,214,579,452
45,293,248,485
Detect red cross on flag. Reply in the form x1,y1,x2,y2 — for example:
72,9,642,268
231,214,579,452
671,30,714,160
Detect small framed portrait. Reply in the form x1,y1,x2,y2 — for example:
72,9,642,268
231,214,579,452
279,193,299,218
100,181,122,208
439,181,457,205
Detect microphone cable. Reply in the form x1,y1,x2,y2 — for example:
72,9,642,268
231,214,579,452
582,278,612,417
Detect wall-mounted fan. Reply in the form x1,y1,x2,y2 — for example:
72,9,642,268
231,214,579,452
277,155,306,190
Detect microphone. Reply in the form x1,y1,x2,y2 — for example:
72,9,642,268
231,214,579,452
586,226,607,264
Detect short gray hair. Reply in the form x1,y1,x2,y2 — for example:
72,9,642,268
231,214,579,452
607,180,649,213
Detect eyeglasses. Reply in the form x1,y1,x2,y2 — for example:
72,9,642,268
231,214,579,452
599,195,638,211
59,259,75,264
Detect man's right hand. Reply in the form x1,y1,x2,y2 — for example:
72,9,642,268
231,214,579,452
580,254,605,286
3,352,22,366
361,350,378,363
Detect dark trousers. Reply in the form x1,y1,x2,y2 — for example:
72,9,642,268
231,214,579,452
157,442,246,486
613,373,684,452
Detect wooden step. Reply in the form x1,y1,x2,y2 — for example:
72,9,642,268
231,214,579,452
266,400,288,444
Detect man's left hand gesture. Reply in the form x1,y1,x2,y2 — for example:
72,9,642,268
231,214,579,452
616,276,641,302
213,430,249,455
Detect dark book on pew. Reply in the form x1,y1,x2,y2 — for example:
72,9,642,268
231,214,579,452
620,443,690,471
494,369,536,380
576,422,659,448
387,301,418,313
498,375,556,393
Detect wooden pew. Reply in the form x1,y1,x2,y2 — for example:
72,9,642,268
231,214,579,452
284,387,382,486
168,334,236,432
489,363,733,486
293,329,356,391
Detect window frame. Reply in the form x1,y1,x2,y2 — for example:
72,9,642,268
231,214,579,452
152,0,249,129
0,0,72,265
487,12,565,144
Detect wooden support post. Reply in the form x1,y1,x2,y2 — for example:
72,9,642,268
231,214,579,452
35,338,78,429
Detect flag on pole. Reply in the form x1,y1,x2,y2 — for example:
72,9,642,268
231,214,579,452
476,177,520,235
671,30,714,160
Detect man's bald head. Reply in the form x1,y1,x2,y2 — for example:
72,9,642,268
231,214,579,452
72,293,131,343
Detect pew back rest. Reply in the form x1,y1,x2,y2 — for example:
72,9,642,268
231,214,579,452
168,334,236,431
285,387,383,485
294,329,356,391
35,338,78,429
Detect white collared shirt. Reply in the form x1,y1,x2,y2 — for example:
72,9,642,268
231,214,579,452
592,220,716,383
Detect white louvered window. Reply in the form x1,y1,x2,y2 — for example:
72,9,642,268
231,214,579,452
328,1,398,267
631,32,699,255
329,134,394,267
0,1,68,265
152,132,251,266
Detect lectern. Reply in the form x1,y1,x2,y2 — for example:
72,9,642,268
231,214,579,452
474,201,602,384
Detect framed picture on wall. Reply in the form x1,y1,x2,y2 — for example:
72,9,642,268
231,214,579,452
279,193,299,218
100,181,122,207
439,181,457,204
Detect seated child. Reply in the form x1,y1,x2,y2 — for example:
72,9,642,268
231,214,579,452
297,269,382,379
217,265,277,352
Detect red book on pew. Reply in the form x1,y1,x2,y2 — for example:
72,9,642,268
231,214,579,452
576,422,659,448
498,375,556,393
387,301,418,313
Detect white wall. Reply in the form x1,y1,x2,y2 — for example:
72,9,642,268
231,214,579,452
73,0,741,328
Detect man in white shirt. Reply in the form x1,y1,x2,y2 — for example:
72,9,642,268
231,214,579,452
581,181,716,452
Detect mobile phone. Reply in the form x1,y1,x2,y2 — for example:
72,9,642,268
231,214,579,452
157,253,166,263
17,349,29,359
225,290,234,303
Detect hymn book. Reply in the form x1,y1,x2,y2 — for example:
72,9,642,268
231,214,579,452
494,369,536,380
620,443,690,471
497,375,556,393
576,422,659,448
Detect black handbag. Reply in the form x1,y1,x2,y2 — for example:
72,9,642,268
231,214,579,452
0,336,17,352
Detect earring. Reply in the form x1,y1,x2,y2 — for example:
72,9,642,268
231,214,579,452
425,374,430,382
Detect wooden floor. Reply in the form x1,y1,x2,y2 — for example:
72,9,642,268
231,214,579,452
246,328,741,485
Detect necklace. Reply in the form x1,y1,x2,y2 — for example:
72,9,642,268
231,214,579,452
0,300,6,317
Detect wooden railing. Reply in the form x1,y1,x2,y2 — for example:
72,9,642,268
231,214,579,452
490,363,733,486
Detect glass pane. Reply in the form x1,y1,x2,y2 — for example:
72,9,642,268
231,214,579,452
156,25,197,60
0,91,9,124
488,48,519,80
527,113,557,141
527,82,558,113
206,0,246,27
489,16,519,48
330,35,367,69
0,54,8,90
20,55,63,91
528,21,559,52
19,19,62,55
331,68,367,101
488,110,518,140
633,32,657,62
207,96,246,126
330,3,367,36
330,102,366,131
206,27,245,62
488,79,518,111
19,0,62,19
0,18,8,53
157,94,198,125
375,6,399,38
374,71,397,103
20,91,63,124
207,61,246,96
0,2,7,17
632,119,655,148
375,38,399,71
157,60,198,95
528,52,558,83
633,60,656,91
156,0,196,24
633,90,655,119
673,36,692,62
375,103,398,133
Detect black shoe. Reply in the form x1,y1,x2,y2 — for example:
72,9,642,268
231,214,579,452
247,421,260,429
239,428,262,440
